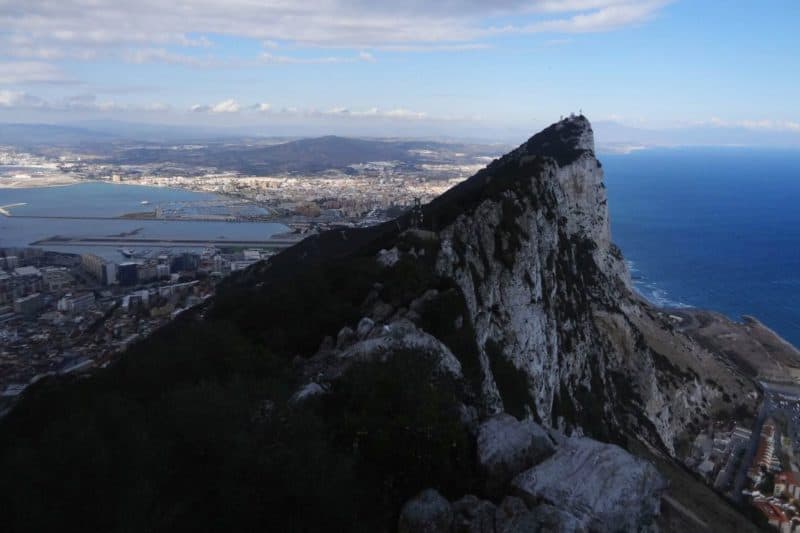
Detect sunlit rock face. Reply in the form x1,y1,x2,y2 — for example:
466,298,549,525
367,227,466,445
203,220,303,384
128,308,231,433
428,115,749,451
289,115,754,455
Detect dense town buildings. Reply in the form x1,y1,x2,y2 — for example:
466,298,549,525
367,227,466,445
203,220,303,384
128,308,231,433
689,390,800,530
0,245,273,413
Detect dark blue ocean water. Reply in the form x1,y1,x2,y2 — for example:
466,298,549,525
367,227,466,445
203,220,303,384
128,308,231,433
602,148,800,348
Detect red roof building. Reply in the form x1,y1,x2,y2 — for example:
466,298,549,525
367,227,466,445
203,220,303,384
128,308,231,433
775,471,800,500
753,500,788,528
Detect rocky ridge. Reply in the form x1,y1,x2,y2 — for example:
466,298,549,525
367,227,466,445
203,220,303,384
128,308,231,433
274,115,762,530
398,414,667,533
290,116,755,452
0,116,765,532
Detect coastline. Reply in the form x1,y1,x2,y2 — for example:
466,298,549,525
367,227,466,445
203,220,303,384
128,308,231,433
667,308,800,382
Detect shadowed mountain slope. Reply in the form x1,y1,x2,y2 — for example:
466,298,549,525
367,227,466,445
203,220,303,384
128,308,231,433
0,116,764,532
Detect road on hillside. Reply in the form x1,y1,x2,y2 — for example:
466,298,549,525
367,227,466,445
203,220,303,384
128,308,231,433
732,400,767,502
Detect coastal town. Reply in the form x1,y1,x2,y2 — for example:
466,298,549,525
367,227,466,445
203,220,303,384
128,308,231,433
0,245,275,415
0,138,499,415
0,142,494,229
685,380,800,530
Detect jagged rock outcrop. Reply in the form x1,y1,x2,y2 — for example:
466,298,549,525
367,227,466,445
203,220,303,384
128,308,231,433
476,413,556,495
289,115,756,456
511,436,666,531
402,422,666,533
298,315,464,388
425,115,753,453
226,115,760,530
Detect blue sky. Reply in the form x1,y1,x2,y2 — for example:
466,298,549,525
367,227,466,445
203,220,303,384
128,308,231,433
0,0,798,145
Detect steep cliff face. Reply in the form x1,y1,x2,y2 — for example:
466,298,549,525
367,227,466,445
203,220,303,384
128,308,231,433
292,115,754,454
433,117,624,424
424,117,754,452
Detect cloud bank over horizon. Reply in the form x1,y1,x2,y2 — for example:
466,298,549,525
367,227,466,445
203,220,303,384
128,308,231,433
0,1,797,146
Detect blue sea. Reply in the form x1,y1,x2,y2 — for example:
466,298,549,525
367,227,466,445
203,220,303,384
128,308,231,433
602,147,800,348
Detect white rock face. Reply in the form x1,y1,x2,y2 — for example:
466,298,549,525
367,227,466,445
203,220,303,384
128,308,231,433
339,318,463,377
432,115,751,451
300,315,464,390
356,316,375,338
476,413,556,494
402,429,664,532
289,382,325,404
376,247,400,267
511,436,667,532
293,116,751,469
434,119,622,422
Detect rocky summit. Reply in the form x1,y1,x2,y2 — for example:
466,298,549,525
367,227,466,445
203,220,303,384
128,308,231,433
0,116,764,532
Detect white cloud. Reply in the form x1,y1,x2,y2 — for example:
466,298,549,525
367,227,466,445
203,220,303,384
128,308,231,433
0,90,46,108
258,52,370,65
123,48,216,67
382,108,428,119
520,0,669,33
62,93,125,112
0,61,69,84
703,117,800,133
192,100,241,113
311,106,431,120
210,99,241,113
187,102,446,122
375,43,491,52
176,35,213,48
359,51,376,62
142,102,171,112
0,90,172,113
0,1,671,58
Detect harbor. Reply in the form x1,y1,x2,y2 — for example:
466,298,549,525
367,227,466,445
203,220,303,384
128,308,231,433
31,235,302,250
0,182,296,260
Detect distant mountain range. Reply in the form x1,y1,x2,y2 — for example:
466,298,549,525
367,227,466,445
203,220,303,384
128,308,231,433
112,135,495,174
0,121,247,145
2,118,798,152
0,122,505,176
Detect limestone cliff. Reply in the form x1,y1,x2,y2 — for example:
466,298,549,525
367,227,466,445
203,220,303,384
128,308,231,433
0,116,764,532
290,115,756,456
431,116,755,452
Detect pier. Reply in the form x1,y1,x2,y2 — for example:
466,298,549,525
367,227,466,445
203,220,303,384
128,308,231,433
0,203,27,216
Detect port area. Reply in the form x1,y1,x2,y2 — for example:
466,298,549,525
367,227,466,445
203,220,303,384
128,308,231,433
31,235,302,250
